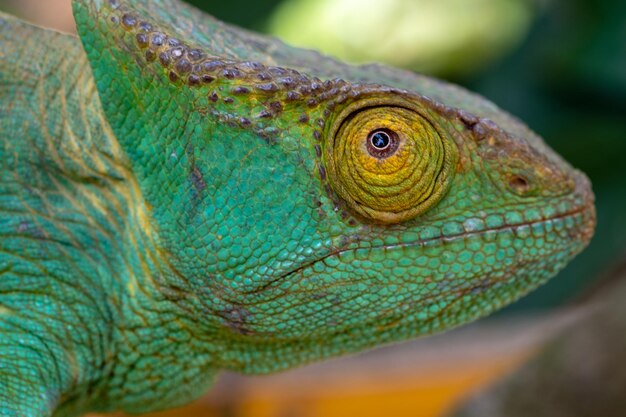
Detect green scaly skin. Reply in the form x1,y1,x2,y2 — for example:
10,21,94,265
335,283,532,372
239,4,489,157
0,0,595,416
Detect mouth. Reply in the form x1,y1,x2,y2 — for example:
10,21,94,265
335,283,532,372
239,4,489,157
286,199,594,278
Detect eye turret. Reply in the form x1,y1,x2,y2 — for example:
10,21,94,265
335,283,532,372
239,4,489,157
324,104,457,224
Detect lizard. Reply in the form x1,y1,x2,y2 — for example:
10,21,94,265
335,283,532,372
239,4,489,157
0,0,595,416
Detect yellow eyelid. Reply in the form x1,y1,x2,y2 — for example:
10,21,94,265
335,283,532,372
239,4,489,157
323,93,458,224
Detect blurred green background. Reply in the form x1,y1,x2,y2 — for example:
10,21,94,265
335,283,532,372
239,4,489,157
2,0,624,311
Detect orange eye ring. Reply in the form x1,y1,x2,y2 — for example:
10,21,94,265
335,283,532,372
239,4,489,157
323,100,457,224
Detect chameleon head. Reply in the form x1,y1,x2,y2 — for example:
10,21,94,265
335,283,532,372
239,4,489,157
221,87,595,372
73,0,595,373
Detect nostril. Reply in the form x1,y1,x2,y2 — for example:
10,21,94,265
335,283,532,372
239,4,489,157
509,175,531,194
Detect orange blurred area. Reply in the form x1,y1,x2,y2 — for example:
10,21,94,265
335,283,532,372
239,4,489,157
89,317,568,417
0,0,76,33
203,357,525,417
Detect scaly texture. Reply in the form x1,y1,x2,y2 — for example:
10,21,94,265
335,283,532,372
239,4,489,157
0,0,595,416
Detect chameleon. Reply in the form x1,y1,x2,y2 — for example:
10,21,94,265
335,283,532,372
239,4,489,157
0,0,595,416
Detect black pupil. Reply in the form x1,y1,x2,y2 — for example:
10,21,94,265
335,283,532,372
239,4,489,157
371,131,390,149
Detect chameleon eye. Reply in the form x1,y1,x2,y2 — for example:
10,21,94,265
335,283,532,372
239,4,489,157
324,105,457,224
366,129,399,158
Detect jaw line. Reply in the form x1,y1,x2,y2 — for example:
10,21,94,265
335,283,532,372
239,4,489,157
247,202,595,296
